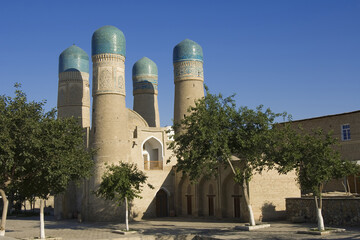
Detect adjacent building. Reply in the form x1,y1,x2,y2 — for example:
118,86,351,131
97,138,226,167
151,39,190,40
291,110,360,194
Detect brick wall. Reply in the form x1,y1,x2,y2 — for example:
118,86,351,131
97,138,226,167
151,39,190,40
286,197,360,226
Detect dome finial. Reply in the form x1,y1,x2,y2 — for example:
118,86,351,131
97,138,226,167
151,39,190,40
173,39,203,63
59,45,89,73
132,57,158,76
92,25,126,57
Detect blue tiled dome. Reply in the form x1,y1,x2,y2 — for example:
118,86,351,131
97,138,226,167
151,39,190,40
173,39,203,63
59,45,89,73
92,25,126,57
132,57,158,76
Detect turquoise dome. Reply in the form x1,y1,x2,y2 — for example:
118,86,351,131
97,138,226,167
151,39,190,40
92,25,126,56
132,57,158,76
59,45,89,73
173,39,203,63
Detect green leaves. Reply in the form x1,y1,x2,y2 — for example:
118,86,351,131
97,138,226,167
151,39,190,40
169,86,359,199
296,130,358,197
24,117,94,198
170,88,233,181
0,83,47,190
0,83,94,199
169,87,289,184
95,162,153,205
270,126,360,197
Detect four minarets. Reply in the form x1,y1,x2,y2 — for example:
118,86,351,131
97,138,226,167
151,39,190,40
58,30,204,134
57,25,204,220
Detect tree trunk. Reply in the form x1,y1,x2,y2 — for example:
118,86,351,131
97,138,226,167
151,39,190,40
226,158,256,226
0,189,8,236
314,196,325,231
125,197,129,231
316,208,325,231
40,199,46,239
8,196,13,215
243,181,256,226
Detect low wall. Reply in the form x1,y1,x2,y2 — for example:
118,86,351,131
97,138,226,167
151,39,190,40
286,197,360,226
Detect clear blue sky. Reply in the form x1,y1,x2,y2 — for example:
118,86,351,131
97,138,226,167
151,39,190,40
1,0,359,126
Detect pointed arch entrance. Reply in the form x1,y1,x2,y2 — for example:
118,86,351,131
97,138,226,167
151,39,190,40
156,189,168,217
233,183,241,218
142,137,163,170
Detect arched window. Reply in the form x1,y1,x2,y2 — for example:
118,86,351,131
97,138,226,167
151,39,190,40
142,137,163,170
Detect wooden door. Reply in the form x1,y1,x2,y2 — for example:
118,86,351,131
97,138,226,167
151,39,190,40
156,189,168,217
186,195,192,215
208,197,214,216
234,197,241,218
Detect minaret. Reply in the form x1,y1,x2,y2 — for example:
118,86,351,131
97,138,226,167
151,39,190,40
88,25,128,220
57,44,90,128
132,57,160,127
56,45,90,219
173,39,204,217
173,39,204,125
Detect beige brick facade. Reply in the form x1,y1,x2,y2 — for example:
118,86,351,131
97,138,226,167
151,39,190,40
56,26,301,222
174,164,299,222
291,111,360,193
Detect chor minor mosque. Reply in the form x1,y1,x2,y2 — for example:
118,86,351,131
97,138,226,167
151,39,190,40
55,25,300,222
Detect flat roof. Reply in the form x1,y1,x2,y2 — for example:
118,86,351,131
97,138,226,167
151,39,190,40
291,110,360,123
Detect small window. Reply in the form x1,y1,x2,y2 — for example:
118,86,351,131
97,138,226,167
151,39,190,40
341,124,351,141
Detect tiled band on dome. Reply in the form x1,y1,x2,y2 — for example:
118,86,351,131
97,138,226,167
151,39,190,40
59,72,89,82
133,75,158,94
133,57,158,95
174,61,204,82
92,53,126,96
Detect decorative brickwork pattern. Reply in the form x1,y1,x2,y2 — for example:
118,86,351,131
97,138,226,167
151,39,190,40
174,61,204,82
92,53,125,96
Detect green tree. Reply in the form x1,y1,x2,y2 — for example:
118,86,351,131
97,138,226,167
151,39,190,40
23,116,94,239
0,84,94,238
272,127,360,231
0,84,44,236
168,87,288,226
95,162,153,231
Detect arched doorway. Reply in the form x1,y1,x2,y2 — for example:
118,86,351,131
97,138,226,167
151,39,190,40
233,183,241,218
156,189,168,217
208,184,215,216
186,185,192,215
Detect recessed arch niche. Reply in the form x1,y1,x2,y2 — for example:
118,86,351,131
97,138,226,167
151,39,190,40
141,136,163,170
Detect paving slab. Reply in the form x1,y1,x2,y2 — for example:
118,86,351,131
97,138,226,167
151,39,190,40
234,224,271,231
2,216,360,240
0,237,18,240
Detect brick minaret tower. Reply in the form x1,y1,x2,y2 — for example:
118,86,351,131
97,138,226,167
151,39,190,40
56,44,90,219
173,39,204,126
132,57,160,127
87,25,128,220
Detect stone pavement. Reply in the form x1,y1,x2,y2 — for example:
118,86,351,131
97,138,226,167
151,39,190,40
1,216,360,240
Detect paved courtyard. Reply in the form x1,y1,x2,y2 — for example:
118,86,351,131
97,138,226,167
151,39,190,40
1,216,360,240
